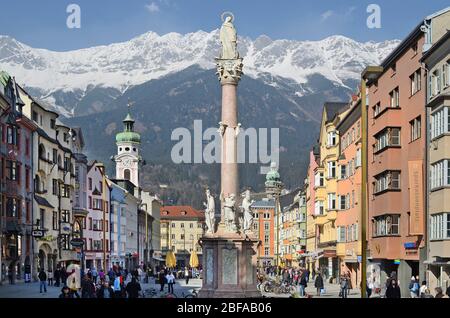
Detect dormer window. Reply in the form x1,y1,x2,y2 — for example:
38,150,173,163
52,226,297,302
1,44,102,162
181,211,187,215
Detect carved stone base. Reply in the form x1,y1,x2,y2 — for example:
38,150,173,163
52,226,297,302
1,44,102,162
198,232,261,298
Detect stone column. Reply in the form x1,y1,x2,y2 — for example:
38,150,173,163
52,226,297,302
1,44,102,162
216,58,243,231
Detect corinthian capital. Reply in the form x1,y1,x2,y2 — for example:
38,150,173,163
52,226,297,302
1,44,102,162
215,58,244,85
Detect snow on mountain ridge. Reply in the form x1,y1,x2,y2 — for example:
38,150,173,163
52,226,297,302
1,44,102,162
0,30,400,93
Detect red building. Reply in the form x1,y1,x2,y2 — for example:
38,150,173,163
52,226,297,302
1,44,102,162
1,72,37,283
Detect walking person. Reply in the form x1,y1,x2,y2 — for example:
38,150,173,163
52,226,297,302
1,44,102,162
409,276,419,298
385,279,401,298
166,271,175,294
125,277,142,298
185,267,190,285
435,287,444,298
67,269,80,298
113,275,123,298
47,269,53,286
38,269,47,294
97,281,115,298
419,281,429,298
314,272,324,297
91,267,98,284
81,274,96,298
339,274,349,298
158,269,166,292
54,268,61,287
8,267,14,285
299,271,308,297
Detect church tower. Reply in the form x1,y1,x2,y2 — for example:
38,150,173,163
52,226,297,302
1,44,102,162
114,103,142,187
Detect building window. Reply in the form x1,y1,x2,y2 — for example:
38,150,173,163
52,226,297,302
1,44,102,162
314,201,324,215
6,198,19,217
264,222,270,231
430,160,450,189
410,116,421,142
373,103,381,117
443,60,450,88
61,210,70,223
171,223,175,228
410,69,421,96
373,215,400,237
264,234,270,244
314,172,324,187
52,179,58,195
60,184,70,198
327,193,336,210
6,125,18,145
339,164,347,180
264,247,270,256
411,43,418,55
374,128,401,152
337,226,346,243
52,211,59,230
88,178,92,191
432,68,441,97
327,161,336,179
32,111,38,122
327,131,337,147
389,87,400,108
124,169,131,181
338,194,349,211
374,171,401,193
60,234,71,250
181,223,185,228
50,119,56,129
430,213,450,240
431,107,450,139
6,160,18,181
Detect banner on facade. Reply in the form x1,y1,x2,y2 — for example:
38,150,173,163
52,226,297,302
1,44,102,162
408,160,424,235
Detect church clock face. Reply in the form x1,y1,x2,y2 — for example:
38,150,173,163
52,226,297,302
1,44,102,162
123,158,132,168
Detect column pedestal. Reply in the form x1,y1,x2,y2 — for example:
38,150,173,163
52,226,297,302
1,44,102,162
199,232,261,298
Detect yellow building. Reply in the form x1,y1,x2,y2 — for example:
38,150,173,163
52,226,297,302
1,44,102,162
313,102,349,281
160,206,205,268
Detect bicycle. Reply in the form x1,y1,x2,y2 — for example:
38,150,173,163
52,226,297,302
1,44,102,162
183,289,199,298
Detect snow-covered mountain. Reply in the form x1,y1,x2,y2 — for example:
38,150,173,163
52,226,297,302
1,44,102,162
0,30,399,116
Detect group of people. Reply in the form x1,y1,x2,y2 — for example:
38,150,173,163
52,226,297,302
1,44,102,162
37,266,73,294
382,273,450,298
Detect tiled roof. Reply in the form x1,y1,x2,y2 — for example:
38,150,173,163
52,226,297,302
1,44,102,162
251,199,275,208
160,206,205,220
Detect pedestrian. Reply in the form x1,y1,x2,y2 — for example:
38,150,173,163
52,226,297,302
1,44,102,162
81,274,96,298
91,267,98,284
446,285,450,298
47,269,53,286
54,268,61,287
185,267,190,285
314,273,324,297
166,271,175,294
419,281,429,298
38,268,47,293
125,277,142,298
385,279,401,298
8,267,14,285
158,269,166,292
339,274,349,298
435,287,444,298
408,276,419,298
113,275,123,298
59,286,74,298
99,268,105,283
299,271,308,297
97,281,114,298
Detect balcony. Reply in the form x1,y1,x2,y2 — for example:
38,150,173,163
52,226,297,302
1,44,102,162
72,208,89,218
327,211,337,221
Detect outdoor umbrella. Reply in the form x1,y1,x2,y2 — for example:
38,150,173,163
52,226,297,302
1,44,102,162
189,250,199,268
165,251,176,268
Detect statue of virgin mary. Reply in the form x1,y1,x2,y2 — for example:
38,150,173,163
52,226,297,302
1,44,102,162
220,14,238,59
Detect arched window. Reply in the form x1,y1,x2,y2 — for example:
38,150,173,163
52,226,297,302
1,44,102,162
35,175,41,193
124,169,131,181
39,144,46,160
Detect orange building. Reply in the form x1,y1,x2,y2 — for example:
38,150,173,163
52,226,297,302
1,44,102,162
335,97,362,289
366,8,450,296
251,199,275,267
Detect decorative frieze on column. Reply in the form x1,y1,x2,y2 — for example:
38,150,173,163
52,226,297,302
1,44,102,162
215,58,244,85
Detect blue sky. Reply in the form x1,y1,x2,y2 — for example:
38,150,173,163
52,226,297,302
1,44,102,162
1,0,449,51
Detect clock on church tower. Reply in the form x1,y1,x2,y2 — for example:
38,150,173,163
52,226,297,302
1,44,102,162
113,103,143,187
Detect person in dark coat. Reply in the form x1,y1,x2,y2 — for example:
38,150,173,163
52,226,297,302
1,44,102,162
59,286,74,298
81,274,96,298
314,273,324,296
158,269,166,292
54,268,61,287
97,281,115,299
385,279,401,298
299,271,308,297
38,269,47,293
125,277,142,298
